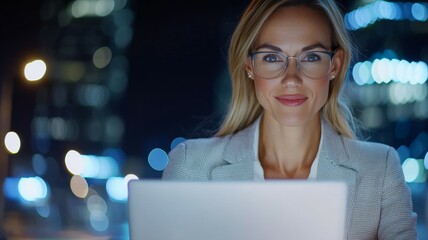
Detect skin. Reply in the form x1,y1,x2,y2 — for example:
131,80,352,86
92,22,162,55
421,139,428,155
245,6,344,179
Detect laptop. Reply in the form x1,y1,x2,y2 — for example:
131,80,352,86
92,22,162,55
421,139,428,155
128,180,347,240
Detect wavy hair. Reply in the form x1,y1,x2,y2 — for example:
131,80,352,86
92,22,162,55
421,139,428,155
215,0,358,138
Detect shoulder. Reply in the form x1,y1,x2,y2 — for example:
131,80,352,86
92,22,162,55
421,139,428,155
174,135,231,158
161,135,232,179
340,136,400,173
342,137,394,158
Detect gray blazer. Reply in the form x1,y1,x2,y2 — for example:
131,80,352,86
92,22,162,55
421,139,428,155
162,119,417,239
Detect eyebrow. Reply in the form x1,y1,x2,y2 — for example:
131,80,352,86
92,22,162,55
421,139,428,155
254,43,330,52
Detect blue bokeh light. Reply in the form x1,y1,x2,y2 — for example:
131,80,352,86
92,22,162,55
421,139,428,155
148,148,169,171
170,137,186,150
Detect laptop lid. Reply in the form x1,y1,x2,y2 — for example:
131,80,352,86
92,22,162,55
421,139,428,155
128,180,347,240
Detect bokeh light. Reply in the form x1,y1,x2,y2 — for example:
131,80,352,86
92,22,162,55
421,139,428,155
412,3,428,21
71,0,115,18
93,46,112,69
24,59,47,81
32,153,47,175
170,137,186,150
18,177,49,202
4,131,21,154
353,59,428,85
65,150,84,175
402,158,427,183
345,1,428,30
424,152,428,170
148,148,169,171
70,175,89,198
106,177,128,202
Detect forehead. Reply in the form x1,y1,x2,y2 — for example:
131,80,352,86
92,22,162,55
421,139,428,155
255,6,333,50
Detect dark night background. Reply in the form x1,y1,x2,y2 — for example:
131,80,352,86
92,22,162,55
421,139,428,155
1,0,426,239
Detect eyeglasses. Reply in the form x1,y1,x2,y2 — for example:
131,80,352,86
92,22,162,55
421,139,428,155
249,50,336,79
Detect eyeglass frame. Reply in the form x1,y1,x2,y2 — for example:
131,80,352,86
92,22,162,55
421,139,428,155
248,49,338,79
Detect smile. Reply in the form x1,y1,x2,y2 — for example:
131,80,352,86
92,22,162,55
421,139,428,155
276,94,308,107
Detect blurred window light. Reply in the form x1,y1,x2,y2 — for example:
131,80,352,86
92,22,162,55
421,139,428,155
103,147,126,164
77,84,109,107
112,8,134,27
87,195,107,215
32,154,47,175
24,60,47,81
50,117,67,140
402,158,427,183
414,99,428,119
4,178,20,200
36,205,51,218
105,116,124,144
397,145,411,162
107,69,128,94
32,117,50,138
90,211,109,232
93,46,112,69
95,0,115,17
424,151,428,170
170,137,186,150
352,61,373,85
378,1,399,20
412,3,428,21
106,177,128,202
4,131,21,154
148,148,169,171
360,107,384,129
114,0,128,10
80,155,119,179
114,26,133,48
65,150,84,175
55,61,86,82
71,0,115,18
345,1,427,30
353,59,428,85
124,174,139,184
70,175,89,198
388,83,428,106
357,85,382,107
18,177,49,202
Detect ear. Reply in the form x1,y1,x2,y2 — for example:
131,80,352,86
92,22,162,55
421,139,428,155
244,57,254,78
330,48,344,79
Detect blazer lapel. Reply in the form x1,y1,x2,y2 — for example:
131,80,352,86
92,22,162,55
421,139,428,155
317,119,359,237
211,119,259,181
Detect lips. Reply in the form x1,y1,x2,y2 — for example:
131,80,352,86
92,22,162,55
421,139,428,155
276,94,308,106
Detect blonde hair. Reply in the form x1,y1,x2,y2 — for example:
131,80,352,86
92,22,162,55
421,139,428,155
216,0,358,138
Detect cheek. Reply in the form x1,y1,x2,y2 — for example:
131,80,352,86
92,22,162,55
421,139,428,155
253,79,273,100
313,80,330,102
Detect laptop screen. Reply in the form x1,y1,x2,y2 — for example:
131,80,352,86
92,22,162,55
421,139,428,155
128,180,347,240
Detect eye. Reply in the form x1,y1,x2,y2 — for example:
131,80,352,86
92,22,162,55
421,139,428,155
301,52,322,62
262,53,284,63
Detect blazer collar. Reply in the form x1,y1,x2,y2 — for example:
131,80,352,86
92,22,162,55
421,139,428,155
211,118,259,180
317,119,359,237
211,117,360,181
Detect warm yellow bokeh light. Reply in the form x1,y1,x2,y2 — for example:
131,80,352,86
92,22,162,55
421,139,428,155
4,131,21,154
24,59,47,81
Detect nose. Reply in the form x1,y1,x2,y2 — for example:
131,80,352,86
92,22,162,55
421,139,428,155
281,57,302,87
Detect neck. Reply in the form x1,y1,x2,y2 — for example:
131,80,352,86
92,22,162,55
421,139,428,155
258,115,322,178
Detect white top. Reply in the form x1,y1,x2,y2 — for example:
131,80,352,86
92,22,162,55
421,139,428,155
252,117,321,181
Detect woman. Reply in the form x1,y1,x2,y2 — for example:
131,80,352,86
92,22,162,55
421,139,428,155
162,0,417,239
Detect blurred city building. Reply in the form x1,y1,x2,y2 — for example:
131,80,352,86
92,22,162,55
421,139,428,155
0,0,427,239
